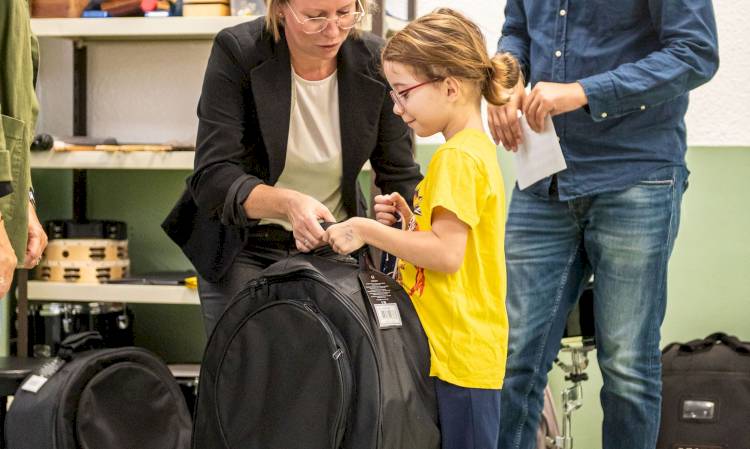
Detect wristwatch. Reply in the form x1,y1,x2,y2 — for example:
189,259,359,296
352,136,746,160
29,187,36,209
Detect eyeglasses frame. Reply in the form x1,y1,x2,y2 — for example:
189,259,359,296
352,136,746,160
389,78,443,110
285,0,366,34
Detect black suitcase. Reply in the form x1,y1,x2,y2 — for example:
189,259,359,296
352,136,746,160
657,332,750,449
193,250,440,449
5,332,192,449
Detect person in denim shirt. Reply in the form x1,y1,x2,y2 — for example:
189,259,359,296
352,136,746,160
487,1,719,448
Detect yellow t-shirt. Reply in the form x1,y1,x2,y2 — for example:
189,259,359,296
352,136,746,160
397,128,508,389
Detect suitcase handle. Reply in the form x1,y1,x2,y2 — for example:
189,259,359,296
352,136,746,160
673,332,750,355
58,331,105,361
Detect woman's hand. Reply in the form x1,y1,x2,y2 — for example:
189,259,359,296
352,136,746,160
0,220,17,298
324,218,368,255
24,202,48,268
373,192,413,229
286,192,337,252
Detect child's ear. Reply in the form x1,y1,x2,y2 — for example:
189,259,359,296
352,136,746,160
443,77,461,103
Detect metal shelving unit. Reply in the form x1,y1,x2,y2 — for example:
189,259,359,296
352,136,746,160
31,16,258,41
30,150,196,170
16,17,246,356
26,282,199,305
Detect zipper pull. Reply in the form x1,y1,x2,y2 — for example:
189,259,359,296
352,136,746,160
251,278,268,292
333,348,344,360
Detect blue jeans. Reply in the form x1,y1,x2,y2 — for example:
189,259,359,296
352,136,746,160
498,166,688,449
436,379,502,449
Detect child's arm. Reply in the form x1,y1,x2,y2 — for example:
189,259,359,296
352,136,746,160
373,192,413,228
325,207,469,274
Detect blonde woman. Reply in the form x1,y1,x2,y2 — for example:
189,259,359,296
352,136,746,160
325,9,519,448
163,0,421,335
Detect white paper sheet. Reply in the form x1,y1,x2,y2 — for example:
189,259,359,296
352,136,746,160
513,114,567,190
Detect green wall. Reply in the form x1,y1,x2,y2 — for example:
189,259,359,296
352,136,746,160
21,146,750,447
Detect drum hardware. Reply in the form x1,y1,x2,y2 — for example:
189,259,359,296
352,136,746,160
88,302,134,348
31,303,89,358
43,239,129,262
117,304,130,331
27,302,135,357
45,220,127,241
169,364,200,414
37,260,130,283
552,338,595,449
549,280,596,449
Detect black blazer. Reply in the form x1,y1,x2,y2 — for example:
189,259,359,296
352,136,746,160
162,18,422,282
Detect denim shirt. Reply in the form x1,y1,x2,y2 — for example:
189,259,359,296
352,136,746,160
498,0,719,200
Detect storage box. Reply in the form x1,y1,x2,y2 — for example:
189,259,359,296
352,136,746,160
31,0,89,18
182,3,230,16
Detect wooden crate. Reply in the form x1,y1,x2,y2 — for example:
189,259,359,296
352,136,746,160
31,0,89,18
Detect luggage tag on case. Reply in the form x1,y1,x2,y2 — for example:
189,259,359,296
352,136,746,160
21,357,66,394
358,271,402,329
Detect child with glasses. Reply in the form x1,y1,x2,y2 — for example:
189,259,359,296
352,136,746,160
325,8,519,449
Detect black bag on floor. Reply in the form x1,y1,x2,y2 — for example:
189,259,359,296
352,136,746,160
5,332,192,449
657,332,750,449
193,251,440,449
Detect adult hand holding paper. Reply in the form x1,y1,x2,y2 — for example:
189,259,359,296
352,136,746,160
513,114,567,190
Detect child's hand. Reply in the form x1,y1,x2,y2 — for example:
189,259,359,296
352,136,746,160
374,192,413,229
324,218,367,255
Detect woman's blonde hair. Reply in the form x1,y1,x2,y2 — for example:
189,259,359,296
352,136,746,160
382,8,519,106
264,0,371,42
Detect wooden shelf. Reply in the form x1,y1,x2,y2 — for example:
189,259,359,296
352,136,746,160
26,281,200,305
30,150,194,170
30,16,259,41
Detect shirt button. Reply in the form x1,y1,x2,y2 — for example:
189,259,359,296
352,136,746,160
559,9,566,16
555,50,562,58
601,112,608,118
640,105,646,110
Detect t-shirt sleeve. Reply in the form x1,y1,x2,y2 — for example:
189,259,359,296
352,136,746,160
422,148,489,228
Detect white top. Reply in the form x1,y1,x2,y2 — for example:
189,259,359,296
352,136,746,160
262,69,347,230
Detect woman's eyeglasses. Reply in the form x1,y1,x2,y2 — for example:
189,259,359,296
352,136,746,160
286,0,365,34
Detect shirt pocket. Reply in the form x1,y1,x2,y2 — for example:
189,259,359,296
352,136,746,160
582,0,647,33
0,114,27,220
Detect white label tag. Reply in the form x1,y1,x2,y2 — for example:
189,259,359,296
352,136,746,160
358,271,403,329
374,303,402,328
20,357,66,394
21,374,49,394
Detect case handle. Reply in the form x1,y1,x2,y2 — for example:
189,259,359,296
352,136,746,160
671,332,750,355
58,331,104,361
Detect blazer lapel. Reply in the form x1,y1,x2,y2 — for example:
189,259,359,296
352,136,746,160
337,39,386,188
251,38,292,184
